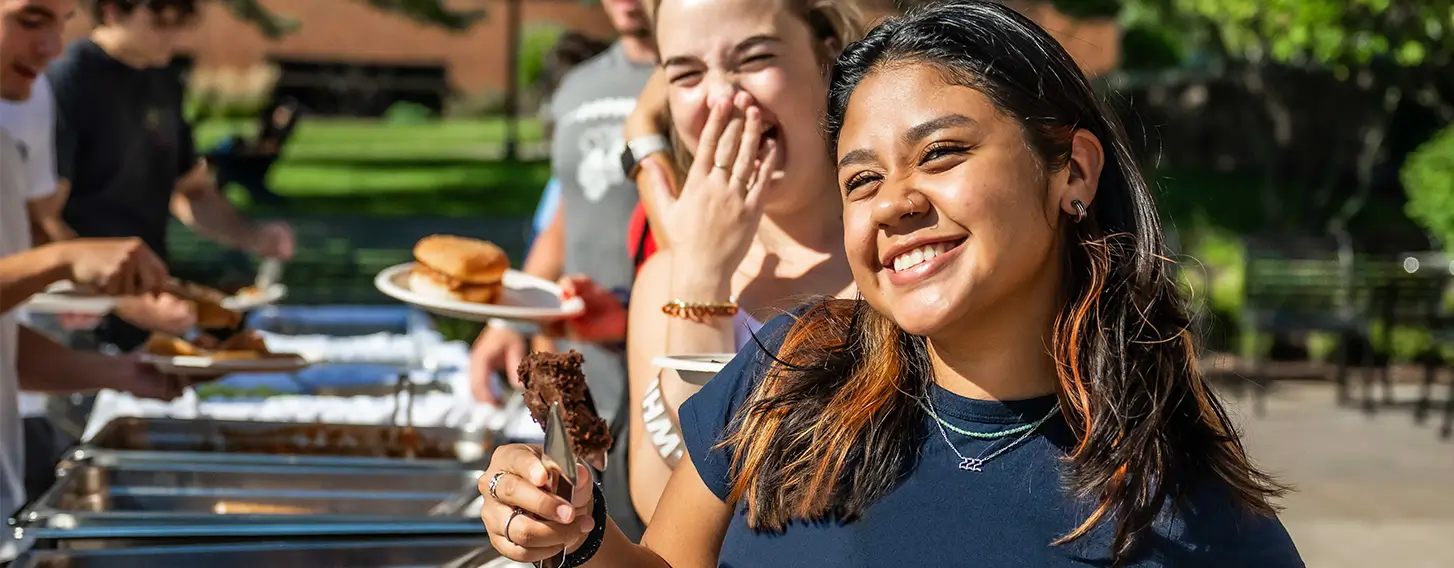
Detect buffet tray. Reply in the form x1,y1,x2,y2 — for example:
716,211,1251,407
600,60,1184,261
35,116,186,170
12,537,498,567
75,417,490,469
12,460,487,542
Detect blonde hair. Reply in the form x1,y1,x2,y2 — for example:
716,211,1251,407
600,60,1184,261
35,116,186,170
648,0,877,178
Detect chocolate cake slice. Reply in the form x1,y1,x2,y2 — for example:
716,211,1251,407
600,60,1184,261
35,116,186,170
518,351,613,459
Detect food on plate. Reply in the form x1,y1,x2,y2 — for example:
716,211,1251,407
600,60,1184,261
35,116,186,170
194,299,243,329
144,330,299,361
144,334,202,357
218,330,270,353
169,280,245,328
518,350,612,459
409,235,507,304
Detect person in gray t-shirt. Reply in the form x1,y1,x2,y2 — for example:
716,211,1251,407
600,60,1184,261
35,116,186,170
468,3,654,414
467,0,656,541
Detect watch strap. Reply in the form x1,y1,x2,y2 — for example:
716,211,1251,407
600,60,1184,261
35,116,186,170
622,135,670,178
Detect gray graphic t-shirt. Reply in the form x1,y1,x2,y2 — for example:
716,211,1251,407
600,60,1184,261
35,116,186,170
550,43,654,294
547,43,654,424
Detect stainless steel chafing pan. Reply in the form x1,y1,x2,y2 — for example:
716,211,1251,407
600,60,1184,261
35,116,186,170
12,460,488,542
75,417,490,469
11,537,499,567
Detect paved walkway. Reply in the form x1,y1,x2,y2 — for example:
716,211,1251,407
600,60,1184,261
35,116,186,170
1223,381,1454,567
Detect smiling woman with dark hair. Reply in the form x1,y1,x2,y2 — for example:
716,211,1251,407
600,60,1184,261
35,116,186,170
474,2,1305,566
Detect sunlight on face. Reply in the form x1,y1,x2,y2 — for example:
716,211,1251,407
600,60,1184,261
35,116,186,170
0,0,72,101
655,0,836,210
836,63,1064,337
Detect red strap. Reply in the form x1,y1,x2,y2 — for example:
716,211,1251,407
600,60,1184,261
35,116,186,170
627,203,659,275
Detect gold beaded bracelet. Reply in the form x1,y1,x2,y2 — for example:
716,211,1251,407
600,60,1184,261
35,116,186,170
661,299,739,320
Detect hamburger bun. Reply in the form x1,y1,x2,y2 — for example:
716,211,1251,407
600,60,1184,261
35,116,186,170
413,235,508,286
409,269,501,304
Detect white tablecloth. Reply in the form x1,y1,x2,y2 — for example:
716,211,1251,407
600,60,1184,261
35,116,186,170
82,330,543,443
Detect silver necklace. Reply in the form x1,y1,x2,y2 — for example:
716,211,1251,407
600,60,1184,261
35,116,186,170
924,393,1060,472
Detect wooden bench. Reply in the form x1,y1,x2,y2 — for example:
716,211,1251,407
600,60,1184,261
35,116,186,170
1240,236,1376,415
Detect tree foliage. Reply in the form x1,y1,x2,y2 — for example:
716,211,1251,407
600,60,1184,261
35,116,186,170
1403,126,1454,251
219,0,485,38
1177,0,1454,70
1139,0,1454,237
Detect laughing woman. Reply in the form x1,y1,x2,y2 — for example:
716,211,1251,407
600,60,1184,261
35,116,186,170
476,2,1304,566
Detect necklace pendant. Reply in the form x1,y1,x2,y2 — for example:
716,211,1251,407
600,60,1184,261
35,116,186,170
959,457,984,472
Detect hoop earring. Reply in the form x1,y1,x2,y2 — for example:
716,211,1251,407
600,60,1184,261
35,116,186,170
1070,199,1087,223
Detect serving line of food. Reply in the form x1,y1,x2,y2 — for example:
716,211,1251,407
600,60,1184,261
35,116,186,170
8,236,609,567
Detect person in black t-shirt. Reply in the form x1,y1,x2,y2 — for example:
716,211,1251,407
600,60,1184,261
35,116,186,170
45,0,295,352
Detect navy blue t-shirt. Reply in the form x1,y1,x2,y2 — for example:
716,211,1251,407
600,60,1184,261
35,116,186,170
679,310,1304,568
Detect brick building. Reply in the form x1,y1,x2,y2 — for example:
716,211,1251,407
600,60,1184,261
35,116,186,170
64,0,617,114
62,0,1118,115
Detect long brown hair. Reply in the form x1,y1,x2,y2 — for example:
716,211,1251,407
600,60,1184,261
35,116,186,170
721,2,1286,564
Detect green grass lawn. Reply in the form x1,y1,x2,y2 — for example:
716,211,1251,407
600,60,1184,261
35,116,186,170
196,117,546,159
250,161,551,217
199,117,552,217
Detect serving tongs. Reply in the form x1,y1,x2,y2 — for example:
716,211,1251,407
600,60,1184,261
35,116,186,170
434,402,576,568
536,401,577,568
255,257,284,290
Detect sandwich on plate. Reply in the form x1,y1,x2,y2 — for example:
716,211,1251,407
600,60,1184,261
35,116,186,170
409,235,508,304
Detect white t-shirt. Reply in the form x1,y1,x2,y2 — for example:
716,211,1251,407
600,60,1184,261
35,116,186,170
0,75,57,201
0,75,58,420
0,129,35,561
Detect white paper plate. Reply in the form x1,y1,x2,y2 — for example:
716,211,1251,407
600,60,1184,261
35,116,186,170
220,284,288,311
141,353,311,377
652,353,736,386
22,282,117,315
374,263,585,323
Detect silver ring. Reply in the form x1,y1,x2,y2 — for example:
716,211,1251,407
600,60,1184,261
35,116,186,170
487,471,507,501
713,161,729,170
1071,199,1087,223
504,507,525,546
905,195,918,216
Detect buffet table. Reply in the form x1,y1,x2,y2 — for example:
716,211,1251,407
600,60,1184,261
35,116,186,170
13,319,539,567
81,329,543,443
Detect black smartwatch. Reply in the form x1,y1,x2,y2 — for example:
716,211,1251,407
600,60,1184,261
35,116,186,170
620,135,670,178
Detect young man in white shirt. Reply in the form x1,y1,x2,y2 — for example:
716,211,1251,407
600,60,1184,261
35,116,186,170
0,0,185,560
0,72,75,500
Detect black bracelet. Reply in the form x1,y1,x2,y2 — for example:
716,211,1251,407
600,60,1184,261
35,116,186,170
561,482,608,568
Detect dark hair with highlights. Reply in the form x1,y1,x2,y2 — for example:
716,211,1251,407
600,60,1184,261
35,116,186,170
720,1,1285,564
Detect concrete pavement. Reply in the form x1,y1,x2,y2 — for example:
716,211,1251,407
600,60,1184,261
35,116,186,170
1224,381,1454,567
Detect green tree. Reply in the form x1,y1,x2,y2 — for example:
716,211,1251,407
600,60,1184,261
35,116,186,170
1172,0,1454,235
219,0,485,38
1403,126,1454,251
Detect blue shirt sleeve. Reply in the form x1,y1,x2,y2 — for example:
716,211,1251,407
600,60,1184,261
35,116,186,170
532,178,562,240
679,308,804,502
